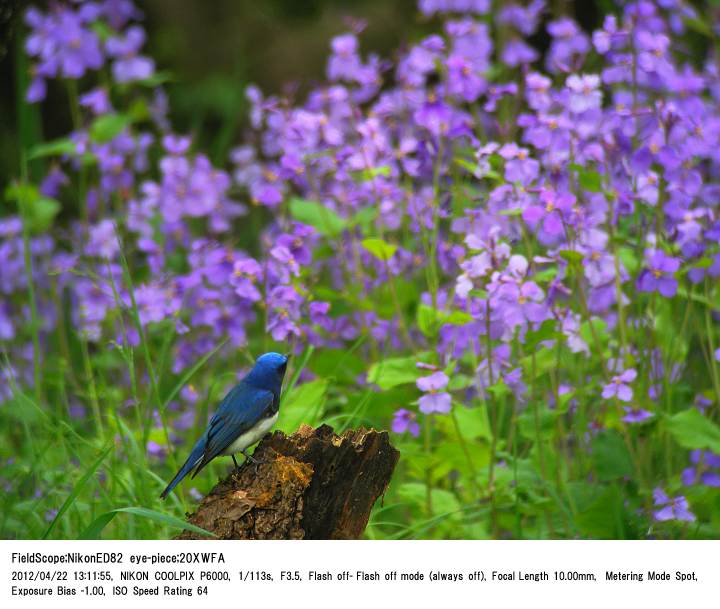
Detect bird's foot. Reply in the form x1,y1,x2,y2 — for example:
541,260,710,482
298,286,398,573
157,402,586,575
242,450,266,474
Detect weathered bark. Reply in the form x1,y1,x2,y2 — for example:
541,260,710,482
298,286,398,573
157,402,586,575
176,424,399,540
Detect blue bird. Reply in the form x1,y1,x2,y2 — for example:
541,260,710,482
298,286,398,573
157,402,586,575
160,352,289,499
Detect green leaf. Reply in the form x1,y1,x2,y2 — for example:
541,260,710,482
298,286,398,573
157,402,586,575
520,348,556,381
349,206,378,234
591,431,634,481
80,507,214,539
362,238,397,261
518,407,558,440
453,405,491,440
487,380,511,399
135,70,174,88
353,165,391,181
578,169,603,192
43,445,113,539
89,113,132,144
288,198,346,237
445,310,474,325
524,319,562,351
575,485,626,539
277,378,328,433
367,355,422,390
417,304,472,337
618,247,640,275
27,138,76,160
579,318,609,345
397,483,461,520
560,249,583,264
667,408,720,453
533,266,557,282
6,182,61,233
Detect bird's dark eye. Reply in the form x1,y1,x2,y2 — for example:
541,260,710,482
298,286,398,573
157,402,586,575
279,362,287,373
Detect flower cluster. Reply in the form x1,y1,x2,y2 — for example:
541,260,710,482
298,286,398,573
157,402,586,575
4,0,720,538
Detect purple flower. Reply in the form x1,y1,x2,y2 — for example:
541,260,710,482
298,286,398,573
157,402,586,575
622,406,653,423
327,33,361,81
106,26,155,83
499,143,539,185
566,74,602,113
419,0,490,16
87,220,119,259
602,368,636,402
636,250,681,298
230,258,263,302
653,488,695,523
147,440,167,460
522,190,575,237
25,4,104,93
391,409,420,437
80,88,112,115
681,450,720,487
417,370,452,414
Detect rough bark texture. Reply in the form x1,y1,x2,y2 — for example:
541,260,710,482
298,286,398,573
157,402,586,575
176,424,399,540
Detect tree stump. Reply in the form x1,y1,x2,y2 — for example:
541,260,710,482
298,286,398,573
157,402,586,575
176,424,399,540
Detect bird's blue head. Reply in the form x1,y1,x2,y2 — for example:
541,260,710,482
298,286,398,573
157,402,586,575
244,351,289,393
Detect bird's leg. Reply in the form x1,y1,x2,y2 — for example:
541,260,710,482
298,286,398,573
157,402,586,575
241,449,263,465
241,449,267,474
232,454,240,470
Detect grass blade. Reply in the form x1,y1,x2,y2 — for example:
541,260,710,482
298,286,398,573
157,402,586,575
80,507,215,539
43,444,113,539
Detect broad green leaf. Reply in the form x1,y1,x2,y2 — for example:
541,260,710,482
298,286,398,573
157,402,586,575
417,304,472,337
353,165,391,181
575,485,626,539
453,405,491,440
579,318,609,345
349,206,378,234
524,319,562,351
518,407,558,440
487,380,511,399
445,310,474,325
578,169,603,192
362,238,397,261
618,247,640,274
560,249,583,264
89,113,132,143
667,408,720,453
396,482,461,521
5,182,61,233
367,355,422,390
417,304,441,338
277,378,328,433
520,348,556,381
591,431,634,481
533,266,558,282
289,198,346,237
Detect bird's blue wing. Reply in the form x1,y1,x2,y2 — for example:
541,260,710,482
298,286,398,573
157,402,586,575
191,384,274,477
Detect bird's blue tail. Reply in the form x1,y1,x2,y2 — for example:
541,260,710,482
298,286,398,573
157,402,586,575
160,437,205,500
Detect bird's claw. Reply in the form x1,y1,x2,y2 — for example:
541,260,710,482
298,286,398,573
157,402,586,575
242,450,266,474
